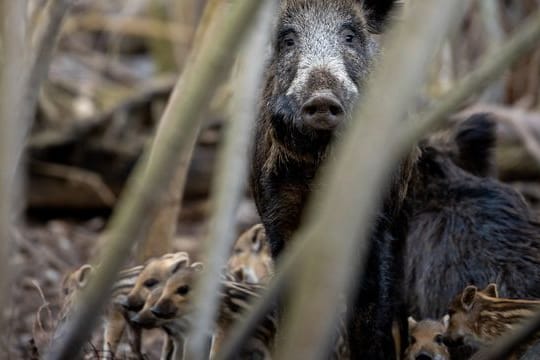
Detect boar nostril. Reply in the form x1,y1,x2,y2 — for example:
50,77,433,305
305,105,317,116
415,354,433,360
301,94,344,130
329,104,342,116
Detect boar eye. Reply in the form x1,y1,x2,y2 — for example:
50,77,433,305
143,278,158,288
448,309,455,316
435,334,444,345
177,285,190,296
343,31,355,44
284,37,295,48
279,29,296,50
409,336,416,345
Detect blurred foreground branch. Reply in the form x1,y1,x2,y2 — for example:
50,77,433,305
0,0,27,320
407,8,540,143
134,0,224,262
46,1,267,359
186,1,277,358
17,0,74,166
275,0,465,358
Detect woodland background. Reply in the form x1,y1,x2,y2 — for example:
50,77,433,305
2,0,540,358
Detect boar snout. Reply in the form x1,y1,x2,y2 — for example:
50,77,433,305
301,92,344,130
415,353,433,360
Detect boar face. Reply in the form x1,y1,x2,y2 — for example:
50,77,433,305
267,0,396,152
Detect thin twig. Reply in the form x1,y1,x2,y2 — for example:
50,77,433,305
15,0,75,169
186,1,278,358
45,1,268,359
31,161,116,206
0,0,27,330
63,14,193,44
406,8,540,145
135,0,224,262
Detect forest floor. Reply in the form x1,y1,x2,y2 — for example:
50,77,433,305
4,198,259,359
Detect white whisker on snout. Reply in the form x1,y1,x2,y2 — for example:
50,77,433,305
286,54,358,97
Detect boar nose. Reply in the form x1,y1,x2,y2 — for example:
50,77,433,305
301,93,344,130
415,353,433,360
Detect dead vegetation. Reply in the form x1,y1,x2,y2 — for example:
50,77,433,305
1,0,540,359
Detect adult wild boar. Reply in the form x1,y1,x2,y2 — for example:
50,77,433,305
406,114,540,321
251,1,413,359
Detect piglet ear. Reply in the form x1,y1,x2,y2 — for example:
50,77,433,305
360,0,402,34
461,286,478,310
77,264,94,288
251,225,266,253
171,258,189,274
482,283,499,298
408,316,417,330
191,262,205,272
441,314,450,330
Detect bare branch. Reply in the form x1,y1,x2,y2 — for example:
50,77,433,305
406,8,540,144
0,0,27,320
17,0,74,166
45,1,268,359
185,1,278,358
274,1,465,358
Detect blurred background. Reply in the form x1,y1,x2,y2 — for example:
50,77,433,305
4,0,540,358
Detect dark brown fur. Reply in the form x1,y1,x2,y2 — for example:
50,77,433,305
251,1,413,358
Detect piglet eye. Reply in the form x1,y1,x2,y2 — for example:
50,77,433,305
435,334,444,345
448,309,455,316
177,285,190,296
143,278,158,288
409,336,416,345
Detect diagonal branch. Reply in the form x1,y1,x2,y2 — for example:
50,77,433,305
405,8,540,145
185,2,278,358
15,0,74,170
274,0,465,358
0,0,27,325
45,1,268,359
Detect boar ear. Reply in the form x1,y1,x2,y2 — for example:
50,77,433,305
408,316,417,330
461,286,478,310
454,113,496,177
171,258,189,274
441,314,450,330
191,262,205,272
360,0,402,34
482,283,499,298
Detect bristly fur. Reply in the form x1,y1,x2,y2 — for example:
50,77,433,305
406,114,540,321
251,1,410,359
